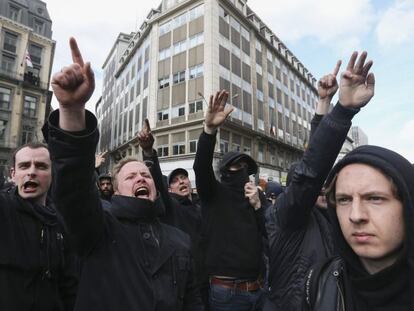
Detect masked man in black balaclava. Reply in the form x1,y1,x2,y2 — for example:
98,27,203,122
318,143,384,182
193,90,267,311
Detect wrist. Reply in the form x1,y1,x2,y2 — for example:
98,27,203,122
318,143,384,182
142,149,154,157
204,123,217,135
59,107,86,131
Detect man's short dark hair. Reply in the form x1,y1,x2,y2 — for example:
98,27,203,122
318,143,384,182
10,142,49,169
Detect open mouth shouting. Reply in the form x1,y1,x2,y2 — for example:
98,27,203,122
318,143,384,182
134,186,150,199
23,180,39,193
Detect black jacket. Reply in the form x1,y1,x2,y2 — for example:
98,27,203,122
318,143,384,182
0,191,78,311
193,130,266,279
305,145,414,311
144,151,204,282
43,110,204,311
264,103,358,310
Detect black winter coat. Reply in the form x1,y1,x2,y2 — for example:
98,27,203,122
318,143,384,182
193,130,266,279
0,191,78,311
264,103,358,310
43,110,204,311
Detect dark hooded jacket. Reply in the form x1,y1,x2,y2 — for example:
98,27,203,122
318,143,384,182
264,104,358,310
0,190,78,311
305,145,414,311
43,110,203,311
193,130,266,279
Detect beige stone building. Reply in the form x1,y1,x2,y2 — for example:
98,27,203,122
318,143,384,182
0,0,55,175
96,0,319,184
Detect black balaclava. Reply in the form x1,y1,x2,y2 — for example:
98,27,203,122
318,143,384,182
325,145,414,311
219,151,258,189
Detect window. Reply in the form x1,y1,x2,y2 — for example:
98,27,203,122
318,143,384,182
189,4,204,21
189,140,197,153
159,21,171,35
189,64,203,79
173,143,185,155
158,76,170,89
159,47,171,61
172,105,185,118
21,125,35,144
157,109,169,121
29,44,42,65
0,119,7,141
23,95,37,117
173,40,186,55
9,5,21,22
219,6,229,23
189,33,204,48
174,12,187,29
3,32,18,53
173,70,186,84
220,138,229,153
157,145,169,157
0,87,11,110
258,144,264,162
33,19,44,35
189,100,203,113
255,40,262,52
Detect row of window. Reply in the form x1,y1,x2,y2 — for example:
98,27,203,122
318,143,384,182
158,64,204,89
159,4,204,35
157,100,204,121
0,87,37,117
157,140,198,157
8,4,46,36
159,32,204,61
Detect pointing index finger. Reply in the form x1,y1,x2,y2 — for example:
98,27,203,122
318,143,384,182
144,118,151,132
69,37,84,67
332,60,342,77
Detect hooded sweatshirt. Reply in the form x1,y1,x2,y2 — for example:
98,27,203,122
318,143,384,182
322,145,414,311
193,131,266,279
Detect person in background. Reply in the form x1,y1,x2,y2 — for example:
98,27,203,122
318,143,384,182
0,142,78,310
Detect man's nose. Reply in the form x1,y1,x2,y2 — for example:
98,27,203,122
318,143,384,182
349,198,368,224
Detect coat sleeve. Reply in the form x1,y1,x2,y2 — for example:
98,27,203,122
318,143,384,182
143,150,177,225
43,110,104,257
193,131,219,203
268,103,359,232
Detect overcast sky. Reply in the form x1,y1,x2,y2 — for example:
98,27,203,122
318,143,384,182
44,0,414,162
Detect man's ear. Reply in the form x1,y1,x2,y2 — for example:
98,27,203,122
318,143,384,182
10,167,15,181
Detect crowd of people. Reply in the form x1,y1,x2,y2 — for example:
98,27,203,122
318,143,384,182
1,36,413,311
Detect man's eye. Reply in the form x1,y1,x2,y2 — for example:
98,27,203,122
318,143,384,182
336,197,351,204
368,196,384,203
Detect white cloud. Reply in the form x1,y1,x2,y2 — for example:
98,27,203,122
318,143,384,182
363,117,414,163
376,0,414,49
246,0,375,50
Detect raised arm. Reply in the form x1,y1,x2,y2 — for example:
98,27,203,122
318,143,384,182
310,60,341,139
43,37,102,256
193,90,232,201
272,52,375,231
138,119,176,224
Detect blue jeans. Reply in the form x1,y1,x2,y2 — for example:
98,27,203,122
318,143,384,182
209,282,264,311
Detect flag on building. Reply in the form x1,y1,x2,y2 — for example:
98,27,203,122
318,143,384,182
25,49,33,68
270,121,276,136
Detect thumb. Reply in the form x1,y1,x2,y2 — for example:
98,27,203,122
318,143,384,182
366,73,375,91
85,62,95,88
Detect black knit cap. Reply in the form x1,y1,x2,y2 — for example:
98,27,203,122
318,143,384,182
325,145,414,308
219,151,258,175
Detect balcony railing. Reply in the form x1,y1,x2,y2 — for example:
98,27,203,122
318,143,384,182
0,68,48,90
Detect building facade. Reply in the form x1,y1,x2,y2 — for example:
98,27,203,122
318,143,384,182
351,126,368,147
96,0,320,183
0,0,55,174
